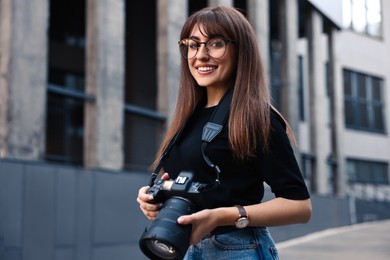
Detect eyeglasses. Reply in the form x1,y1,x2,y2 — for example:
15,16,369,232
178,37,233,59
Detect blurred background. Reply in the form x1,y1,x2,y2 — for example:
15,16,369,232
0,0,389,259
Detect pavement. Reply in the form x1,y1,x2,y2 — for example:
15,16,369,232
276,219,390,260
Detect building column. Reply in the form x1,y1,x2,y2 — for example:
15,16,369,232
248,0,270,81
0,0,49,160
208,0,233,6
328,27,346,197
85,0,125,170
279,0,299,136
307,8,328,194
157,0,187,122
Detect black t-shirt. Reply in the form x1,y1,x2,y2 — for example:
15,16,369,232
163,106,310,210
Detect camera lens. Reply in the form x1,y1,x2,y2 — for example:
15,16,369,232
143,239,176,259
139,196,196,260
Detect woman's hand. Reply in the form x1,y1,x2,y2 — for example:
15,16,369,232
177,208,225,245
176,197,312,245
136,173,170,220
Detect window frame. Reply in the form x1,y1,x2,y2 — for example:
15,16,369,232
342,0,383,38
347,158,389,184
343,69,386,133
45,71,93,165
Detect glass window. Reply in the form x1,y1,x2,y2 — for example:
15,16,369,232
46,83,84,164
124,1,164,171
342,0,352,28
46,0,87,165
358,102,369,128
373,106,384,130
343,0,382,37
357,74,366,98
347,159,389,184
344,70,352,95
367,0,382,36
371,77,381,101
344,100,354,125
270,47,282,110
298,56,305,121
343,69,385,133
351,0,367,33
189,0,208,14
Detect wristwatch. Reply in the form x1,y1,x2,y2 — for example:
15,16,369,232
234,205,249,229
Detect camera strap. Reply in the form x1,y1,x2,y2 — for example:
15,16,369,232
149,88,233,187
200,87,233,189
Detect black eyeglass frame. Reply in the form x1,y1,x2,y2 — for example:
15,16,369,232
178,37,234,59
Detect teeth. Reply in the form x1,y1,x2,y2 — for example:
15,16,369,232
198,67,216,72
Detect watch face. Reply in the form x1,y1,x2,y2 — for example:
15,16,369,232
235,217,249,229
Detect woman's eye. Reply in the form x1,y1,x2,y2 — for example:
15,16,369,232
189,42,198,49
210,39,224,48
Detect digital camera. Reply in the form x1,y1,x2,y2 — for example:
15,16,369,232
139,171,209,260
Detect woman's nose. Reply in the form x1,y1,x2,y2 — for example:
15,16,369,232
196,44,210,60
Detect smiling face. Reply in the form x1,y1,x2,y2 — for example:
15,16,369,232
187,24,237,92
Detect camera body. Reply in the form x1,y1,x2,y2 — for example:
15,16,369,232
147,171,207,205
139,171,209,260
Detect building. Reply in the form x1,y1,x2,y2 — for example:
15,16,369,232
0,0,389,259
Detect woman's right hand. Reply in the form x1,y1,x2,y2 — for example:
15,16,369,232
136,173,170,220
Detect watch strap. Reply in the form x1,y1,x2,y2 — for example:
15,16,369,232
234,205,249,228
235,205,247,218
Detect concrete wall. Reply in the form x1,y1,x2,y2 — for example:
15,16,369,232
0,159,353,260
0,159,150,260
338,0,390,163
0,0,49,160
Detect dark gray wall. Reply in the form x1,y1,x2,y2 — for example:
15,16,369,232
0,159,353,260
0,159,150,260
268,194,351,242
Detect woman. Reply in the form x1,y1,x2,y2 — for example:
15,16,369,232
137,6,311,259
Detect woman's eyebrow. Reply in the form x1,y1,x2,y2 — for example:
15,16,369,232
189,36,201,40
188,35,222,41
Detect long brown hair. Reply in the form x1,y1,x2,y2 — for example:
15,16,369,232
152,6,290,170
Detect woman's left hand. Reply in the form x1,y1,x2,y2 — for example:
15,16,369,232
177,209,220,245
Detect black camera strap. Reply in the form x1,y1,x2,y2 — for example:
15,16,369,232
149,88,233,187
200,88,232,189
